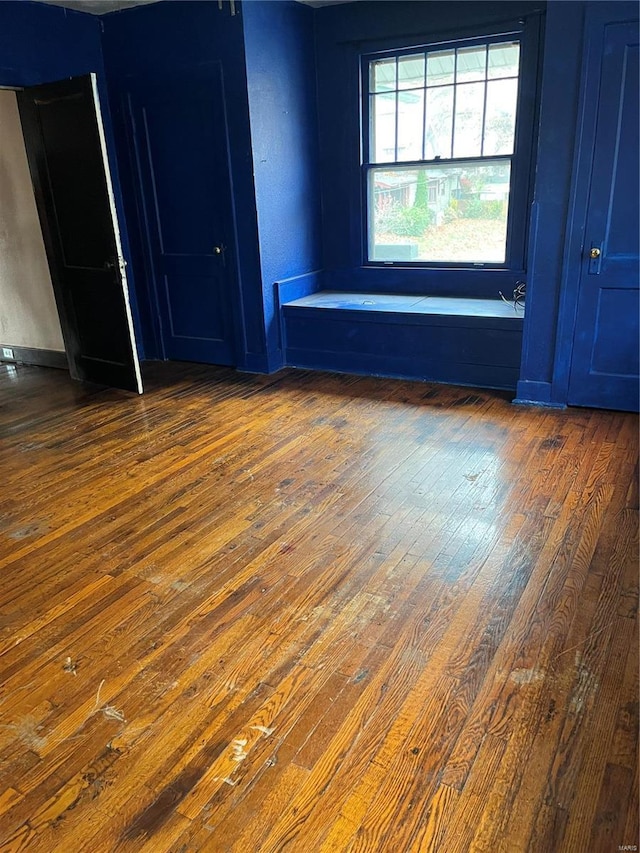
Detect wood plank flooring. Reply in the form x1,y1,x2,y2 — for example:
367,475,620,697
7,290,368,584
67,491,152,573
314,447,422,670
0,361,637,852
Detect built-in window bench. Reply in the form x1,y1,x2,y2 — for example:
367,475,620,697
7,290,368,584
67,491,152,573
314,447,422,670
280,291,524,391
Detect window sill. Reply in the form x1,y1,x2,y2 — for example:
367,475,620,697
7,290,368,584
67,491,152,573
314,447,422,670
283,290,525,323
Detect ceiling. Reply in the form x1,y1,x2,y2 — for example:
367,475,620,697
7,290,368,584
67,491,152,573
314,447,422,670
40,0,160,13
38,0,351,14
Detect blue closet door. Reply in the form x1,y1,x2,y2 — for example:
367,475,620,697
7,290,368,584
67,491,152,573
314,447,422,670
127,63,237,366
568,19,639,412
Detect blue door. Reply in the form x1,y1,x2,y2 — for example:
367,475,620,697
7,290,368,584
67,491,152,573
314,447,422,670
568,19,639,412
127,64,236,366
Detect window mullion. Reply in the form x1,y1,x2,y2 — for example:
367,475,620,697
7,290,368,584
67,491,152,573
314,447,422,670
367,93,371,164
480,47,488,156
394,56,399,160
421,51,427,160
450,47,458,158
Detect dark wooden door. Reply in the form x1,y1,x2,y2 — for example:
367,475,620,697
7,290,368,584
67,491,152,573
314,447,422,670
18,75,142,394
567,19,639,412
127,65,236,365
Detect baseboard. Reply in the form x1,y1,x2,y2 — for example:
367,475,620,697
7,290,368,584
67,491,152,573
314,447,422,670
0,345,68,370
513,379,564,407
239,351,272,373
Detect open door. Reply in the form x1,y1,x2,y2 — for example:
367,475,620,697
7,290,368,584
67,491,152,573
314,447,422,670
17,74,142,394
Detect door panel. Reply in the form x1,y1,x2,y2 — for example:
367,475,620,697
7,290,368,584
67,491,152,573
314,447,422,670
18,75,142,393
164,273,226,340
128,65,235,366
590,289,638,375
568,21,639,411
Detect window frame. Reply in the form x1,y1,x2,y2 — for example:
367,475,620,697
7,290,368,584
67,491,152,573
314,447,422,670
360,22,541,272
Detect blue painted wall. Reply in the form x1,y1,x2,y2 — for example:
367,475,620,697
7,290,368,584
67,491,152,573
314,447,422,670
101,0,266,369
242,0,323,371
0,0,100,86
0,0,142,358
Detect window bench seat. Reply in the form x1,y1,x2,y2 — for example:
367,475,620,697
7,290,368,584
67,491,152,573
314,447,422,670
280,291,524,391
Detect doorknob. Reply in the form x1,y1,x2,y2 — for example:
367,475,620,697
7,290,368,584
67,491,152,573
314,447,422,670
588,244,602,275
213,244,225,255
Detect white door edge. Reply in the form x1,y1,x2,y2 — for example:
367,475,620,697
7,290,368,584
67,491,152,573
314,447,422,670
90,72,143,395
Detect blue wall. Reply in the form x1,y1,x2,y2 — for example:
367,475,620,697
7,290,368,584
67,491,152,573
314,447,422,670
242,0,323,371
101,0,266,369
0,0,100,86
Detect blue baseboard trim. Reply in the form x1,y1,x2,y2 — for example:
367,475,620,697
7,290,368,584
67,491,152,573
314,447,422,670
239,351,271,373
514,379,563,407
512,398,566,409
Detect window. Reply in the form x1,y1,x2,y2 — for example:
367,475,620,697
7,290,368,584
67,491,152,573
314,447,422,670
364,36,526,266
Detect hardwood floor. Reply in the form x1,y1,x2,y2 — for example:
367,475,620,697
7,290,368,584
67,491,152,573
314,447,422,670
0,361,637,852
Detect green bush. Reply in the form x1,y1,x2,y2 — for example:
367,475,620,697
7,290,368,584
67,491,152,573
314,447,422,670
388,204,435,236
462,198,504,220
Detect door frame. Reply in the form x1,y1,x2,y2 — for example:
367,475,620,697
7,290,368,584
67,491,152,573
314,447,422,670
0,71,143,392
0,81,71,371
551,1,639,405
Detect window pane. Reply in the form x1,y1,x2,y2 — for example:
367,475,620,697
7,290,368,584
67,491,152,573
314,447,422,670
398,54,425,89
370,92,396,162
483,78,518,155
425,86,453,159
427,49,455,86
488,42,520,79
371,58,396,93
369,160,511,263
397,90,424,161
456,45,486,82
453,82,485,158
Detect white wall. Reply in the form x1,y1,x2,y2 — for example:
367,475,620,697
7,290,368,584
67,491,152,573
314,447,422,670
0,90,64,352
